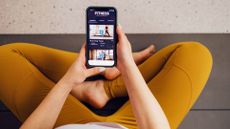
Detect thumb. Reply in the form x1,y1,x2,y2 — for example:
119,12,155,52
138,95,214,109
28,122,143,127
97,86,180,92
117,24,125,41
86,67,106,77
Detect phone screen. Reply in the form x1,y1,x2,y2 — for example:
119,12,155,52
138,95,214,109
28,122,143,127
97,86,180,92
86,7,117,67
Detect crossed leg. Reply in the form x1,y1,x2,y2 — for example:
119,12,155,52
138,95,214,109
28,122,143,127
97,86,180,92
0,43,98,127
106,42,212,129
0,42,154,127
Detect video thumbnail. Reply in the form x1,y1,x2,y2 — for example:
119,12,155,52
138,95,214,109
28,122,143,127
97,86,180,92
89,25,114,39
89,49,114,60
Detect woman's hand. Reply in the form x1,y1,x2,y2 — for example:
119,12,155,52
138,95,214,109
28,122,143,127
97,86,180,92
115,25,170,129
60,43,105,88
116,25,135,71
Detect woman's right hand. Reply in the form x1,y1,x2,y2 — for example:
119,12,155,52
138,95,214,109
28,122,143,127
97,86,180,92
116,24,135,71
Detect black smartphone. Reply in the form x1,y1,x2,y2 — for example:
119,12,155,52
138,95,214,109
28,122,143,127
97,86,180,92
86,6,117,67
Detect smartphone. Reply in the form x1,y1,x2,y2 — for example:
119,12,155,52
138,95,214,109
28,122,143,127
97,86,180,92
86,6,117,67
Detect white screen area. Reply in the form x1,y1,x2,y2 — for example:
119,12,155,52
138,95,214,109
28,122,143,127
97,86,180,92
88,60,114,66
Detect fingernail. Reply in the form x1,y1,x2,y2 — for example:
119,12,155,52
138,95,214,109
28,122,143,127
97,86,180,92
117,23,122,28
98,67,106,72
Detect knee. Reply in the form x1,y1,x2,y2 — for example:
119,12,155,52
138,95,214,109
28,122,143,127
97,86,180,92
1,42,39,56
173,41,213,70
189,42,212,68
169,41,213,85
0,46,13,56
1,42,33,49
171,41,213,102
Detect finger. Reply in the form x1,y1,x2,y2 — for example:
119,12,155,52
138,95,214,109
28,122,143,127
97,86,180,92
78,42,86,60
79,42,86,56
86,67,106,77
116,24,126,41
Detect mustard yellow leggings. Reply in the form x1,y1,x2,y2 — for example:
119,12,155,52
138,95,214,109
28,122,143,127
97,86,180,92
0,42,212,129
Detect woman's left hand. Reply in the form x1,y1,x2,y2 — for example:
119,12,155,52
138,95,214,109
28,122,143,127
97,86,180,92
60,43,105,88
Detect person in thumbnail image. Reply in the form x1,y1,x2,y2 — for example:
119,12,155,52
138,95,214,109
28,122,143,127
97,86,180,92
89,49,97,60
98,50,105,60
105,25,111,37
105,49,113,60
95,25,99,35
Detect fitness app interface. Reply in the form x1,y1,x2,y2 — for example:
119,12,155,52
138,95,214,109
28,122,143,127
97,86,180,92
87,8,116,66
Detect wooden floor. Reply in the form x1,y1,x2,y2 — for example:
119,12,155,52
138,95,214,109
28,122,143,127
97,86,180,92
0,34,230,129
